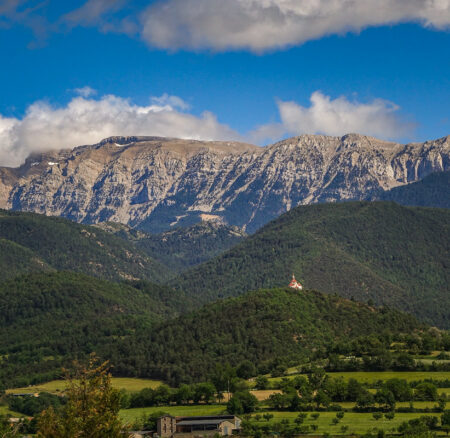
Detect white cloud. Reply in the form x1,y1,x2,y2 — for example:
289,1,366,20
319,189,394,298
0,93,241,167
252,91,413,142
60,0,138,36
140,0,450,51
0,90,415,168
73,86,97,97
61,0,125,28
150,93,190,111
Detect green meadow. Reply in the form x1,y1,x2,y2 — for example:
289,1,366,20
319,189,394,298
254,411,448,435
268,371,450,386
120,404,227,423
6,377,163,395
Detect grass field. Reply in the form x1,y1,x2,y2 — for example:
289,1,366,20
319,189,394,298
326,371,450,383
256,411,448,435
120,404,227,422
251,389,282,401
269,371,450,385
6,377,163,395
337,401,447,410
119,406,448,435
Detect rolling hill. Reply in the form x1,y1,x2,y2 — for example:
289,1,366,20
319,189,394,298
0,209,171,282
111,287,424,384
176,202,450,328
0,272,188,388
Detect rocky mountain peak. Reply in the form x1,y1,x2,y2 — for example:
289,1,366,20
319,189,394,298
0,134,448,232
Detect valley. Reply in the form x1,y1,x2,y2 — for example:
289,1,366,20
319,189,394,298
0,138,448,437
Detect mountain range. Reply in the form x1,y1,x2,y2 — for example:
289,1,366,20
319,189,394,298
1,134,448,232
0,133,448,388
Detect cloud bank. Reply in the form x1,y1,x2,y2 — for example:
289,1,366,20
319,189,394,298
0,93,240,167
141,0,450,51
251,91,413,142
0,90,413,168
4,0,450,52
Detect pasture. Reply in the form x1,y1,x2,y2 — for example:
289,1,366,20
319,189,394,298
255,411,448,435
268,371,450,386
120,404,227,423
6,377,163,395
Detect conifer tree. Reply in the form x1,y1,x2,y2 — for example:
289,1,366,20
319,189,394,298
37,355,128,438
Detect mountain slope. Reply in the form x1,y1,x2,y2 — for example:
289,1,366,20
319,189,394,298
97,221,247,274
0,272,185,388
113,287,424,384
1,134,448,232
0,209,171,282
176,202,450,328
377,170,450,208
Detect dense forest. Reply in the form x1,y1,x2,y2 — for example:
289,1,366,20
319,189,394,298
107,287,425,385
0,201,449,391
176,202,450,328
0,272,188,388
0,209,170,282
377,171,450,208
99,221,246,274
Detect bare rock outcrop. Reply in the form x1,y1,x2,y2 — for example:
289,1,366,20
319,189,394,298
1,134,448,232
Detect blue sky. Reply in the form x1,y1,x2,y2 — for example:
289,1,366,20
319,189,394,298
0,0,449,166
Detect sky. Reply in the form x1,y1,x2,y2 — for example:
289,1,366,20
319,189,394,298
0,0,449,166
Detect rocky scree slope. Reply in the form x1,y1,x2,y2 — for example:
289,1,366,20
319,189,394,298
0,134,448,232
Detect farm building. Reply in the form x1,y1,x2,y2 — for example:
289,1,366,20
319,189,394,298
157,415,241,437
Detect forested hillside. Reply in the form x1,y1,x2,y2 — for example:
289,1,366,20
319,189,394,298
98,221,246,273
0,209,170,282
176,202,450,328
110,288,424,384
377,171,450,208
0,272,188,388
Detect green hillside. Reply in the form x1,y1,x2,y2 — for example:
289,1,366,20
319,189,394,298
0,238,53,278
0,272,186,388
99,221,247,273
377,171,450,208
176,202,450,328
113,287,424,384
0,209,171,282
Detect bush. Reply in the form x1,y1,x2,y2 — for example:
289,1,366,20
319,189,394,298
385,411,395,420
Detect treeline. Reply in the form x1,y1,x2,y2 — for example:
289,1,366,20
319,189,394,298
6,392,64,416
263,371,447,412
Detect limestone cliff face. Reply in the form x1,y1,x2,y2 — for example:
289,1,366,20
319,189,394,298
1,134,448,232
